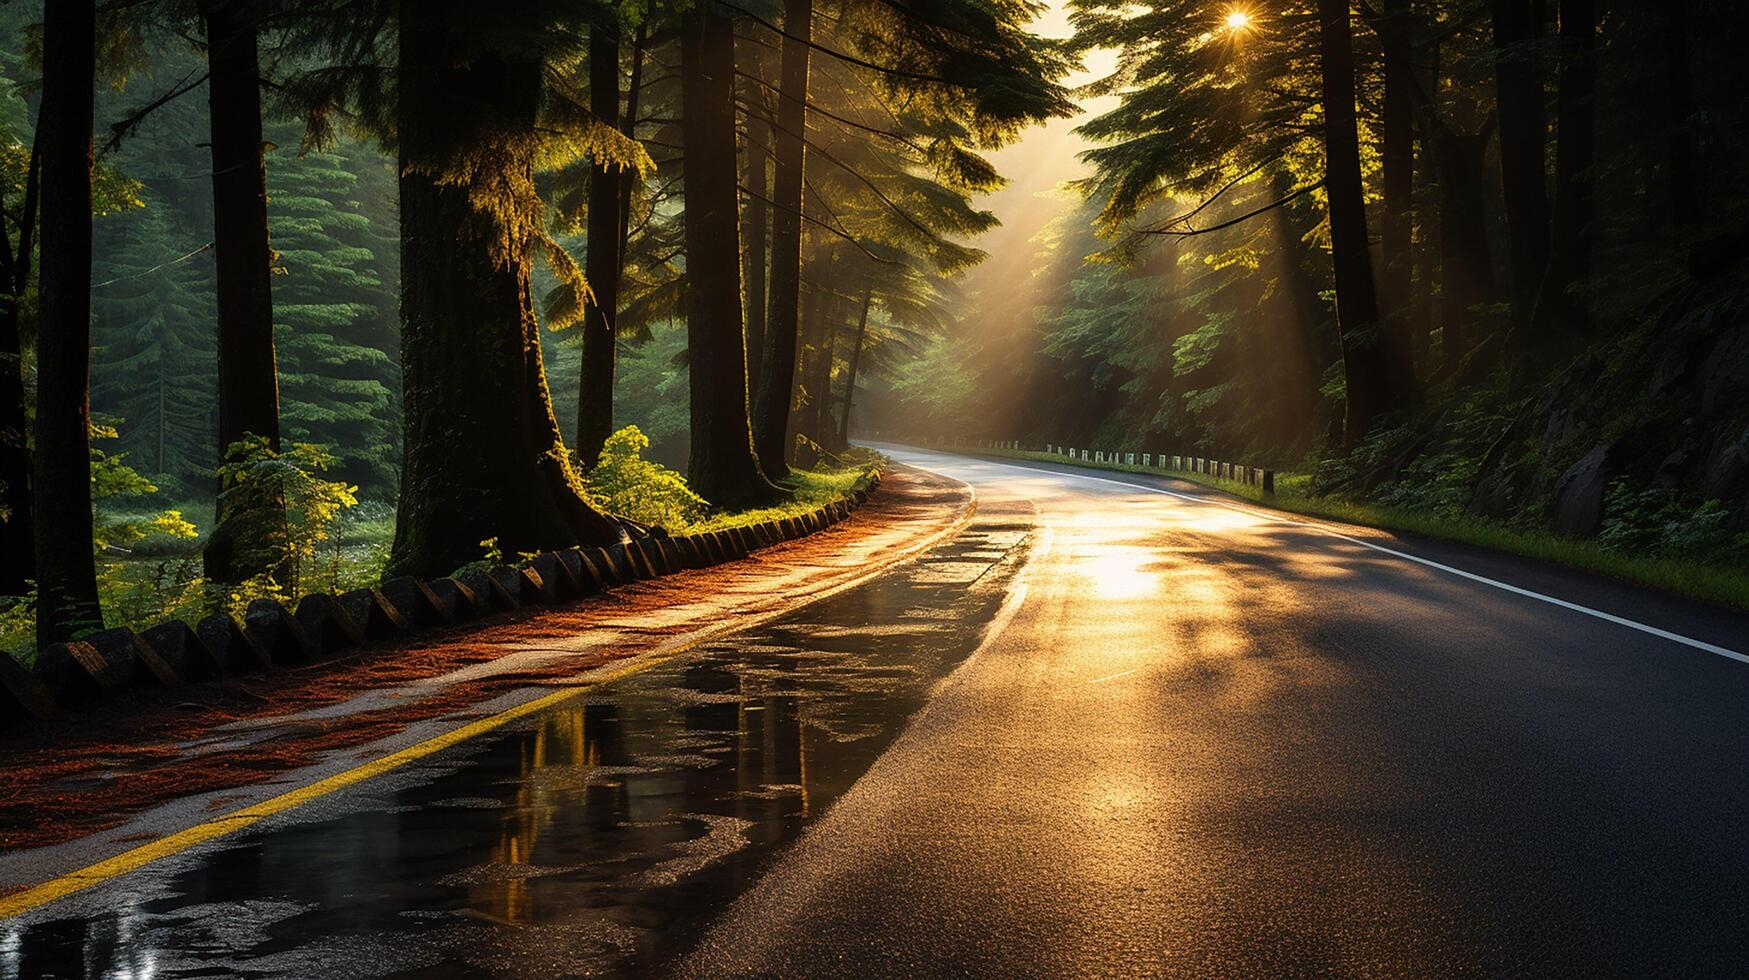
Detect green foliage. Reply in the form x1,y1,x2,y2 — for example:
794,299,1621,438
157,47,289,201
585,425,707,529
0,591,35,663
886,336,978,435
91,197,217,496
269,132,401,493
1598,482,1749,564
214,435,360,597
685,457,883,536
615,325,694,462
90,422,200,554
79,51,405,500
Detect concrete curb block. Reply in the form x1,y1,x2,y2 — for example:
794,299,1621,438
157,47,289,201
7,470,885,730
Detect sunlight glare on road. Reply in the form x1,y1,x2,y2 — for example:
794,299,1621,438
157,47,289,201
1082,547,1160,600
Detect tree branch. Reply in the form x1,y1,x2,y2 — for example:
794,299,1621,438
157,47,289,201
101,68,209,157
1138,180,1325,237
738,184,896,264
713,0,953,84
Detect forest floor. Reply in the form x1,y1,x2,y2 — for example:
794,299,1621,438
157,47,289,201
0,467,973,860
948,446,1749,612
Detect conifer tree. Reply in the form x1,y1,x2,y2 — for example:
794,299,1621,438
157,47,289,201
269,139,398,491
388,1,630,576
91,196,217,492
752,0,812,480
680,4,783,507
199,0,286,585
33,0,102,642
572,13,631,471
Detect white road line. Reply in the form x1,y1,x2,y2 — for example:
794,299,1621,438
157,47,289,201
901,450,1749,668
1088,668,1137,684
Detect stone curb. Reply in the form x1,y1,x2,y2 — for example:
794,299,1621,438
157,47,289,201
1,473,883,730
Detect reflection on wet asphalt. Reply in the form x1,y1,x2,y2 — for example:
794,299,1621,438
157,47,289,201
5,518,1032,979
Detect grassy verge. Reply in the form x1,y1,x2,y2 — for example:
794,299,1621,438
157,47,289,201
681,454,884,535
952,446,1749,613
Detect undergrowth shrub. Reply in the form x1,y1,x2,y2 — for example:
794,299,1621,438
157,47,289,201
1597,481,1748,562
214,435,360,600
585,425,707,528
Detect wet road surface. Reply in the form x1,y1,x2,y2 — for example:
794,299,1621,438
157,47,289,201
3,500,1032,977
683,449,1749,977
9,447,1749,977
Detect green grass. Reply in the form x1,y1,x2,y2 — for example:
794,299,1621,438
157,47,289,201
681,456,884,535
954,446,1749,613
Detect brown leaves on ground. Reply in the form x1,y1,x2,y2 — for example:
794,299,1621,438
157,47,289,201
0,470,963,852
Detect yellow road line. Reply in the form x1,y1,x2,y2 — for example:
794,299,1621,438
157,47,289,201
0,652,676,921
0,470,978,922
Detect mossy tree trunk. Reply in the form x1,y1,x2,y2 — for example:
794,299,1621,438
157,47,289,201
615,24,646,284
33,0,102,643
681,6,783,508
389,2,622,579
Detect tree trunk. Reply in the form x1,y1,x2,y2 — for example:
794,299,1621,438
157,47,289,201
200,0,285,585
752,0,811,480
1318,0,1413,448
1379,0,1415,349
1410,34,1442,372
1430,117,1499,371
577,21,622,470
786,268,825,461
681,6,782,508
0,130,37,596
808,315,838,454
742,102,771,403
615,24,646,278
389,2,622,579
33,0,102,642
1266,170,1332,452
793,282,839,465
836,287,872,449
1532,0,1595,347
1494,0,1550,344
1660,0,1700,232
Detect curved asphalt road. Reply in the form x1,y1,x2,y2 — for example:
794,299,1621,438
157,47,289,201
682,446,1749,977
9,447,1749,977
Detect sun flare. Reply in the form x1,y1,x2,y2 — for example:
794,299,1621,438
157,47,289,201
1225,8,1253,30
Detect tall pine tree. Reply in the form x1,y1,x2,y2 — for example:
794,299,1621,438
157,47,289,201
270,138,399,492
91,194,217,493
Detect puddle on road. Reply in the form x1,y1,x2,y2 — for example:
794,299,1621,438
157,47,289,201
5,521,1031,979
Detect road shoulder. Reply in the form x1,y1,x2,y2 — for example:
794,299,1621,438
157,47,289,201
0,466,973,888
